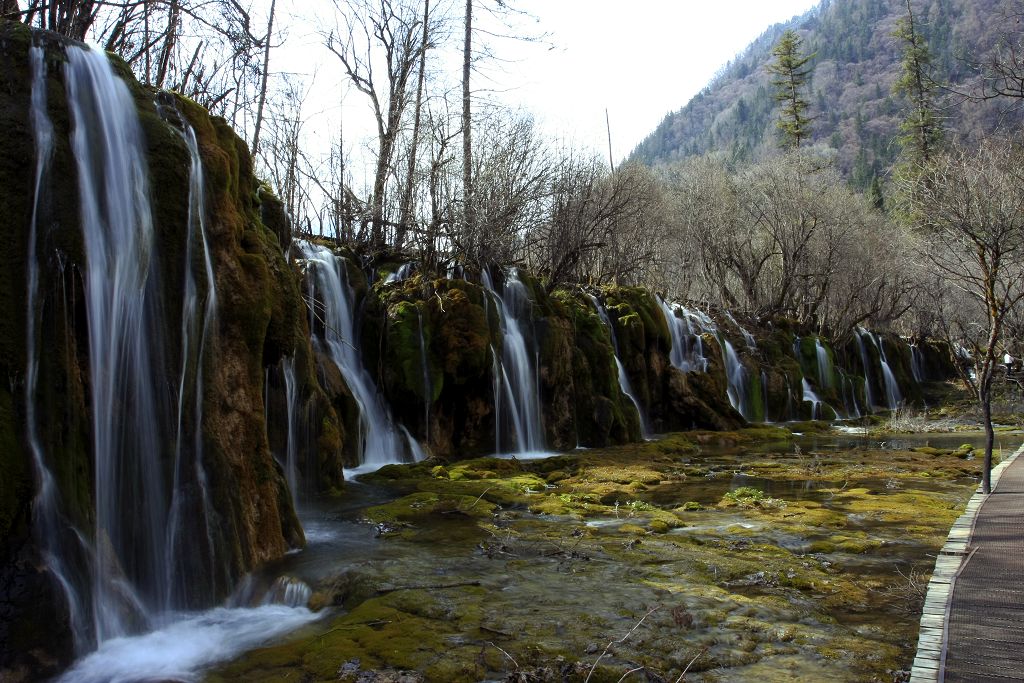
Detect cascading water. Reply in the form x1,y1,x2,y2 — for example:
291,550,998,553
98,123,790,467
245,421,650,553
725,311,757,349
42,45,320,682
482,269,545,454
840,373,862,419
720,335,754,421
855,329,877,410
658,298,711,372
416,306,432,448
910,344,925,383
802,379,823,420
67,44,172,640
589,295,651,437
383,261,415,284
26,43,89,654
659,299,755,420
281,357,302,500
861,329,902,410
815,338,833,388
877,338,903,409
295,240,416,471
164,99,223,609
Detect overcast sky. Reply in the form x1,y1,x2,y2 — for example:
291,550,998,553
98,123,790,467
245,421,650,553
276,0,819,179
489,0,820,162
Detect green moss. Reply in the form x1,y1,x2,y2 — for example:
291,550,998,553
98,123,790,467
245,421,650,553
363,492,497,524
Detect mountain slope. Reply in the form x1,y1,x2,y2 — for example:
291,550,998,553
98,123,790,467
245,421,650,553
631,0,1022,187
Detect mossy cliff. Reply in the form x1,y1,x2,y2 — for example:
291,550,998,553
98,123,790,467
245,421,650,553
0,22,341,676
323,271,749,462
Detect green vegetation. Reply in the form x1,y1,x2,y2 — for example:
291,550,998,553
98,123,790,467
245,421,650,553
212,429,1001,682
631,0,1022,189
767,29,815,149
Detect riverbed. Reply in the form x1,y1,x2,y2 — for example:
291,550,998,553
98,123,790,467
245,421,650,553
201,427,1017,683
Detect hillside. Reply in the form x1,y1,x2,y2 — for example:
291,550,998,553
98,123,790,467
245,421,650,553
631,0,1024,188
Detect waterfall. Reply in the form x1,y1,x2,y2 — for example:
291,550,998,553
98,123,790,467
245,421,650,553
855,329,877,410
589,295,651,437
861,329,902,410
802,379,823,420
841,373,862,419
164,100,223,610
383,261,415,284
877,339,903,409
720,335,754,421
415,306,432,448
26,43,90,654
482,269,545,454
281,357,301,500
910,344,925,383
815,338,833,388
295,240,414,471
659,299,754,420
658,298,710,372
67,44,174,641
725,311,756,349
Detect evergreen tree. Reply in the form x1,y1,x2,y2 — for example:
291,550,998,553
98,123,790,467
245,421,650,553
767,29,815,149
892,0,942,168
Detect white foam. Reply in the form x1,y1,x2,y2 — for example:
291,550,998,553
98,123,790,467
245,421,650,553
59,605,321,683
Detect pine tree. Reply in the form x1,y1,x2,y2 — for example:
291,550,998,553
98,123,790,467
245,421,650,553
767,29,815,149
892,0,942,168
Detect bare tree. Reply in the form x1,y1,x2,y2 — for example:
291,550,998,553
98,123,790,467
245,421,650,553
326,0,428,250
908,137,1024,493
396,0,431,250
250,0,277,157
533,157,665,290
457,111,550,267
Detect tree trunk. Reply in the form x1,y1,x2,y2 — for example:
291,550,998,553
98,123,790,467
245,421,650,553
398,0,430,251
462,0,473,241
250,0,276,159
982,379,994,494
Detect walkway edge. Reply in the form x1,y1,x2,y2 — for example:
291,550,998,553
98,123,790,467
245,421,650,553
909,442,1024,683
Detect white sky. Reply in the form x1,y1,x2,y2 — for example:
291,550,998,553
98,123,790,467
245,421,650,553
488,0,820,162
273,0,819,180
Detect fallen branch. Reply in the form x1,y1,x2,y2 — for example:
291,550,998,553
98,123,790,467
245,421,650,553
314,619,391,641
374,580,482,596
479,625,513,638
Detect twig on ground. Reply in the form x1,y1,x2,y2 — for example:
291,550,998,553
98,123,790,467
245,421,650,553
617,665,647,682
585,606,660,683
488,641,519,671
675,647,708,682
461,486,495,512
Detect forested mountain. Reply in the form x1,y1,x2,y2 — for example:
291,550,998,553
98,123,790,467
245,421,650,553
631,0,1024,188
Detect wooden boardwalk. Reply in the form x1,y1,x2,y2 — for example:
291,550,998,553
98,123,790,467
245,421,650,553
911,443,1024,682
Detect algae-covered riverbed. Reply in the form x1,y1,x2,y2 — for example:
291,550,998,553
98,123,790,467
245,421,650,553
211,427,1020,683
